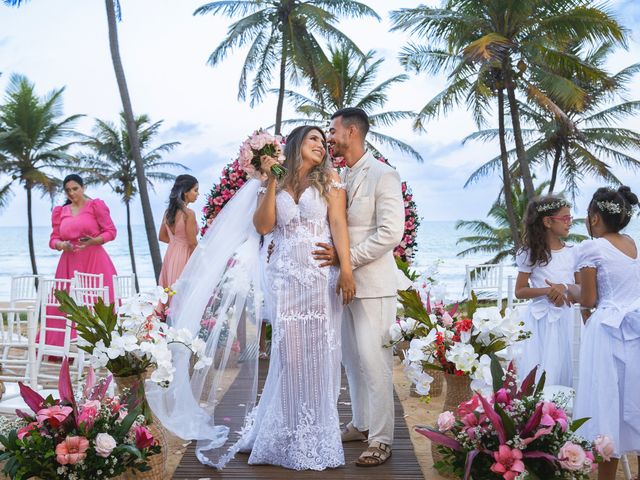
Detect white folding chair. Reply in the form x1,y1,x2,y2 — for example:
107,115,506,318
73,271,104,290
9,274,41,308
0,307,38,399
113,273,137,307
465,263,504,306
0,307,58,413
3,275,41,359
72,285,109,312
35,278,87,388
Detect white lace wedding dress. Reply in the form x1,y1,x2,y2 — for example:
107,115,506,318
239,185,345,470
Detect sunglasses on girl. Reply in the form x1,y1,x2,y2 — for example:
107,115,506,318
549,215,573,224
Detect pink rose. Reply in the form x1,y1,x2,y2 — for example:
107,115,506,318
558,441,587,471
94,432,117,458
441,312,454,327
437,411,456,432
594,435,615,461
55,436,89,465
134,425,155,449
490,445,525,480
36,405,73,428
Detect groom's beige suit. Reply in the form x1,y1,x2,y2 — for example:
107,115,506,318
342,151,406,446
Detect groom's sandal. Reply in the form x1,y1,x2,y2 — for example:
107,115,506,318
341,422,368,442
355,441,392,467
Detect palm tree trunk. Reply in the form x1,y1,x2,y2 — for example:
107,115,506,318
504,65,535,201
498,88,520,249
104,0,162,281
548,143,562,193
25,184,38,276
274,37,287,135
125,200,140,292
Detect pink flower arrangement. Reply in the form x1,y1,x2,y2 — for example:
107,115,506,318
0,358,161,479
201,160,248,236
417,359,607,479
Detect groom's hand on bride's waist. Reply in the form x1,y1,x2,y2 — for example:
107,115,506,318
313,242,338,267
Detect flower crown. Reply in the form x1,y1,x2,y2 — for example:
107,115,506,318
596,200,633,217
536,199,570,213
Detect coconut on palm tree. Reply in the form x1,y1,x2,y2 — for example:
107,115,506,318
280,46,422,162
390,0,627,201
0,74,81,275
80,113,184,291
456,181,586,265
194,0,380,134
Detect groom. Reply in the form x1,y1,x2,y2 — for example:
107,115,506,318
314,107,405,467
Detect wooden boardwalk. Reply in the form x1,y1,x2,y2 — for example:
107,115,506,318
174,358,424,479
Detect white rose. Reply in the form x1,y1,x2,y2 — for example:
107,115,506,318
94,433,117,458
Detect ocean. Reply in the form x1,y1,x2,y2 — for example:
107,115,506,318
1,220,638,301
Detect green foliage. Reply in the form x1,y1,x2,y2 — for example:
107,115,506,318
280,46,421,161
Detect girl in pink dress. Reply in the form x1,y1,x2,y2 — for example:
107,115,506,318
48,174,118,346
158,174,199,290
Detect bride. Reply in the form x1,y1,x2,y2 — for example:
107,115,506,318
146,125,355,471
241,125,355,469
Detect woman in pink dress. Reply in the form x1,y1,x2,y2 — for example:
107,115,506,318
158,174,199,289
48,174,118,346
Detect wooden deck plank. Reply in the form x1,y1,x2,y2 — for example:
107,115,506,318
174,359,424,479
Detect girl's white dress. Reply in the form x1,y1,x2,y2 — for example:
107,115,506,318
240,186,345,470
574,237,640,457
515,246,577,386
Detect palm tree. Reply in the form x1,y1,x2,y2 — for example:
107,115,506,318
194,0,380,134
0,74,81,275
455,181,586,265
80,113,184,291
279,46,422,161
465,45,640,200
104,0,164,281
390,0,627,201
3,0,165,281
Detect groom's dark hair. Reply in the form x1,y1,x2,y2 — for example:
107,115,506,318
331,107,369,136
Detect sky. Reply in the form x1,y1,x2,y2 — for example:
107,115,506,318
1,0,640,230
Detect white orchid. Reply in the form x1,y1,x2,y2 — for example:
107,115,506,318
446,342,478,373
82,287,213,387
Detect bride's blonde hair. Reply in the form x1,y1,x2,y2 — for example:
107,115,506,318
281,125,333,201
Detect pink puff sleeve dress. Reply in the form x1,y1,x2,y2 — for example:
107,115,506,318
45,198,118,346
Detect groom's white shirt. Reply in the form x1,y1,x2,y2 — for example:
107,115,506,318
342,151,407,297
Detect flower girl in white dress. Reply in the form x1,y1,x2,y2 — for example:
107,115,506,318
514,196,579,386
573,186,640,480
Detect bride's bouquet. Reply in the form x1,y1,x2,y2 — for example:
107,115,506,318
238,129,287,179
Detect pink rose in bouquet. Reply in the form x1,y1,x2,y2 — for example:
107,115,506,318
238,129,287,180
437,411,456,432
594,435,615,461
